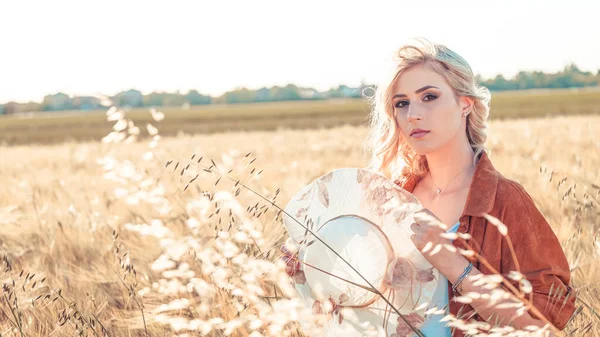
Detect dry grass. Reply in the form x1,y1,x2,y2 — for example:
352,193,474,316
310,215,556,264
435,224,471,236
0,110,599,336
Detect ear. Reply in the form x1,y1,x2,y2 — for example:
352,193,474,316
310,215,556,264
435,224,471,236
459,96,475,115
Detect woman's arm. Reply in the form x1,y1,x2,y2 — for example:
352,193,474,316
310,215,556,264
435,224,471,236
492,181,577,330
412,209,553,332
432,251,555,332
432,180,575,330
413,180,577,333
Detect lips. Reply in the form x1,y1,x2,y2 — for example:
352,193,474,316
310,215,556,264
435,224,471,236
410,129,430,138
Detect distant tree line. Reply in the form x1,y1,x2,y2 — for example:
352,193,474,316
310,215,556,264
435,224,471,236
1,63,599,115
478,64,600,91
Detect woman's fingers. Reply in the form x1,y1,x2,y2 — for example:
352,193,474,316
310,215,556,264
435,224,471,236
410,233,417,243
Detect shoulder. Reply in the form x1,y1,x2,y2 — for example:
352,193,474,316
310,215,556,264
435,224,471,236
475,151,542,217
494,173,536,209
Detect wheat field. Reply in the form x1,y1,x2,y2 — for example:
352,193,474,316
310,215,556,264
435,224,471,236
2,87,600,146
0,111,599,336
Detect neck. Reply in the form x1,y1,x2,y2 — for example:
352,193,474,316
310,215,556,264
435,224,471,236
425,137,476,192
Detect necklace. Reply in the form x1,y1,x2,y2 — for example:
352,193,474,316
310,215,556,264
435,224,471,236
429,163,473,195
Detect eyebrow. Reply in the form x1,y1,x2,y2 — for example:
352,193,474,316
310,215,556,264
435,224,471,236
392,85,439,99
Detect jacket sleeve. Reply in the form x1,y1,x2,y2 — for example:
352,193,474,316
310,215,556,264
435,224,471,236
496,180,577,330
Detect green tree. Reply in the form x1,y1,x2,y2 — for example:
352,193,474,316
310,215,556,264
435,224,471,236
185,90,211,105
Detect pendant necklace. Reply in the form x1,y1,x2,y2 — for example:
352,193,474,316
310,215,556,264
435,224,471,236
429,164,473,195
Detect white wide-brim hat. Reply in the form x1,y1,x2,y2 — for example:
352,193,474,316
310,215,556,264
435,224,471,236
281,168,439,337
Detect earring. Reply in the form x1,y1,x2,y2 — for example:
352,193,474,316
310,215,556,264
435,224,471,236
463,110,471,117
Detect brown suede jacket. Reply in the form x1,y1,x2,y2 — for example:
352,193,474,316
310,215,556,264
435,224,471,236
394,151,577,336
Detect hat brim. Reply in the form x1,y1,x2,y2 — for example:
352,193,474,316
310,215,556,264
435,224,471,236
293,275,428,337
282,168,439,336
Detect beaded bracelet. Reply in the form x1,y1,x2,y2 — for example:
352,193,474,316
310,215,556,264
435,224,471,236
452,262,474,294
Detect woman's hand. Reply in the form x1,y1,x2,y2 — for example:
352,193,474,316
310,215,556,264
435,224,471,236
409,208,453,258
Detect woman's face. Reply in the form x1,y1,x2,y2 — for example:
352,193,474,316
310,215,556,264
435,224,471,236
392,64,468,155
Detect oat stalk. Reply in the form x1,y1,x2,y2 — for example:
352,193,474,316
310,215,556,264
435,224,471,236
176,158,427,337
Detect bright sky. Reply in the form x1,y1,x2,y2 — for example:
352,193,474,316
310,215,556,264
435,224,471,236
1,0,599,104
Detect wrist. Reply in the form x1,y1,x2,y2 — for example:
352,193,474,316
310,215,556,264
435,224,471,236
429,249,471,284
452,261,474,293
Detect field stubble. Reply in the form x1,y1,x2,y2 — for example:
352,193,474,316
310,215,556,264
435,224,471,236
0,110,599,336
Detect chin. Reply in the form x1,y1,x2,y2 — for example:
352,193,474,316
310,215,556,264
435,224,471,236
408,142,439,156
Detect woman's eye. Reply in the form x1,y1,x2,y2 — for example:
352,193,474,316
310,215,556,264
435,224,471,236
423,94,437,101
395,94,436,108
394,100,409,108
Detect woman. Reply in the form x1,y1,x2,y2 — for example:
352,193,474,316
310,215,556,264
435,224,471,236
364,38,576,336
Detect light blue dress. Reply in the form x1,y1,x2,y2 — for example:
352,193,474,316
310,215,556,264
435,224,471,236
418,221,460,337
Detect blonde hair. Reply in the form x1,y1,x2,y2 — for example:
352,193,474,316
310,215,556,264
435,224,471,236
363,37,492,183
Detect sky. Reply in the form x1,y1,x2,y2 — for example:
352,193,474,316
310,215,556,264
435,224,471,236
1,0,599,104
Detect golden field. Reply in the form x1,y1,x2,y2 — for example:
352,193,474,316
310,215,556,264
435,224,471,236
0,108,599,336
1,87,600,146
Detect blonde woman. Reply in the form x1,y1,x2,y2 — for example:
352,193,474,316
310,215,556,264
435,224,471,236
365,38,576,336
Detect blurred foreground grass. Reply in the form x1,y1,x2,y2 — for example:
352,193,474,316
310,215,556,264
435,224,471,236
0,111,598,335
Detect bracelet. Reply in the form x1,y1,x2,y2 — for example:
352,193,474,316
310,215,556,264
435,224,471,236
452,262,474,294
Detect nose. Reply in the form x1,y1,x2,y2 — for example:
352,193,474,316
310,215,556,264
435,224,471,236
406,104,423,122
